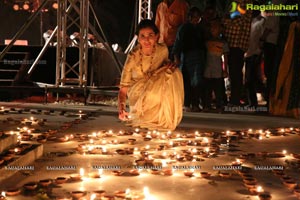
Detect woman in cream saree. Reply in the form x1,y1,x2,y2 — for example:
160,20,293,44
118,20,184,131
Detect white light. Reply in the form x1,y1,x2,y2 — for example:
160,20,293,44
162,160,167,167
144,187,150,196
52,2,58,9
79,168,84,177
23,2,30,10
125,188,131,198
203,137,209,143
282,150,287,154
256,186,263,193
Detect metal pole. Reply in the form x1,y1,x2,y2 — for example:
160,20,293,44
27,27,58,75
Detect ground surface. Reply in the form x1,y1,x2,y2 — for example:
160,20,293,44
0,101,299,200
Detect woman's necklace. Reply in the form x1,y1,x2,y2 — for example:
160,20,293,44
139,46,155,77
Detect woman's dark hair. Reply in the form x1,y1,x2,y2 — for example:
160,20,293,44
135,19,159,35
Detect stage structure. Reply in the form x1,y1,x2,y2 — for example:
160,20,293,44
0,0,123,88
0,0,149,103
125,0,152,53
55,0,89,86
34,0,123,87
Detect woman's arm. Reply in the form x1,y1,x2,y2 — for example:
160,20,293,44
118,86,129,121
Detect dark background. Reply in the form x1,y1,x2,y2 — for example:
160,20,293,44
0,0,137,49
0,0,226,49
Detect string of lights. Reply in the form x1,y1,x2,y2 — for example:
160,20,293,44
5,0,58,12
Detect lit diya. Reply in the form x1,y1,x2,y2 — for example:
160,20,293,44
92,190,106,198
39,179,52,187
252,186,264,195
219,172,231,178
200,172,211,178
101,195,115,200
5,188,21,196
162,169,173,176
114,190,126,198
258,193,272,200
70,191,87,199
283,180,297,190
55,177,68,184
23,182,38,190
183,169,194,177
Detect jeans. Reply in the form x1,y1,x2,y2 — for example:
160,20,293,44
204,78,226,109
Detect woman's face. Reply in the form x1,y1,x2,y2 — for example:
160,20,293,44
138,27,158,51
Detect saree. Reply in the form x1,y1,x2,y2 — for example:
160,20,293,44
269,21,300,118
120,43,184,131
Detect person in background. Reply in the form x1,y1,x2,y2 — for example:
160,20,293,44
201,5,219,39
270,20,300,118
260,0,282,109
223,0,252,106
172,7,206,112
155,0,189,59
244,8,266,108
203,20,229,112
118,19,184,131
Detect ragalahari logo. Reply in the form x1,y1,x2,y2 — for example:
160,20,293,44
230,1,246,19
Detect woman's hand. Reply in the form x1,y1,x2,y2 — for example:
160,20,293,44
119,109,129,121
118,87,129,121
165,61,178,73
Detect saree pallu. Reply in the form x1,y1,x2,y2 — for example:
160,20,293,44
127,66,184,131
270,21,300,118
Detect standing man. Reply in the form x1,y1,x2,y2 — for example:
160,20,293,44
172,7,206,112
223,0,252,106
155,0,189,59
260,0,282,108
244,9,266,108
